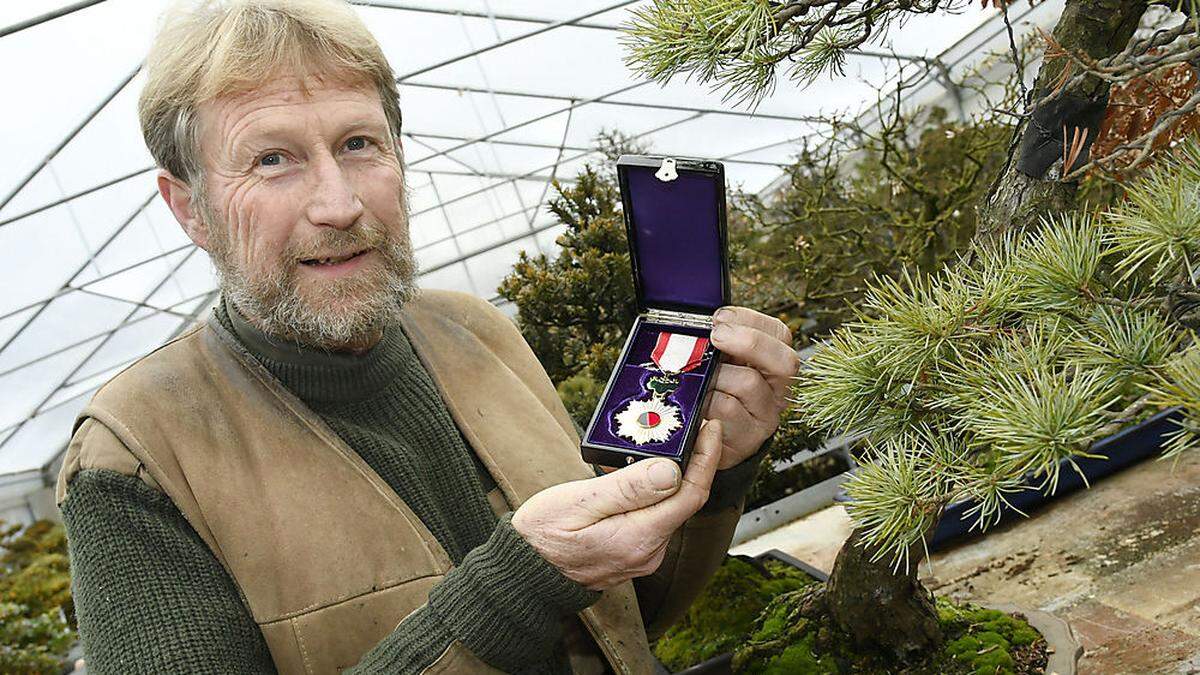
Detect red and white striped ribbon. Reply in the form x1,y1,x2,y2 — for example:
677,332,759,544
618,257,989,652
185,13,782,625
650,332,709,374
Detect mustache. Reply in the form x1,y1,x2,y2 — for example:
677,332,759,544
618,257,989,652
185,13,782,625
288,222,391,261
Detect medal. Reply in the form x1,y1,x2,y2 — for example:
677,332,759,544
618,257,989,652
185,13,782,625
614,396,682,445
614,332,710,445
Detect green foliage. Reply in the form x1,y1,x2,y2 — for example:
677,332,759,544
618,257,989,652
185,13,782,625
733,591,1044,674
840,429,957,572
1107,140,1200,285
0,602,74,674
0,521,73,625
793,141,1200,567
622,0,968,107
622,0,781,107
0,521,75,674
652,556,816,672
731,107,1011,345
498,161,635,396
1144,343,1200,459
1074,306,1183,397
554,372,610,431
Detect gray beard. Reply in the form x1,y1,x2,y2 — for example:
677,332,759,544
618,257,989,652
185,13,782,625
207,217,420,351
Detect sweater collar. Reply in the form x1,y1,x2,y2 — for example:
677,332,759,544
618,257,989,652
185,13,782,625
218,297,412,406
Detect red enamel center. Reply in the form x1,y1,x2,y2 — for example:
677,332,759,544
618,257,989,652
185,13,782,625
638,411,661,428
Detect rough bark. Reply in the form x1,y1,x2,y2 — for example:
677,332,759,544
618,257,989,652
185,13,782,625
826,530,943,658
975,0,1150,241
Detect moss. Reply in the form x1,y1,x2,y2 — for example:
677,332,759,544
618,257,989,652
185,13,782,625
944,631,1015,674
928,598,1045,675
653,556,816,671
655,555,1045,674
733,591,1046,674
755,632,840,675
735,590,841,675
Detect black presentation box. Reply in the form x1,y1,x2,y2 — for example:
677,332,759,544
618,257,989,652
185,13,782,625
580,155,730,468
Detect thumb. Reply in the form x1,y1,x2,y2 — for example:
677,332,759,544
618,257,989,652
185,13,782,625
575,458,682,521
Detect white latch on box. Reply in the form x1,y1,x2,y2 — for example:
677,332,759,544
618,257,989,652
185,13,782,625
655,157,678,182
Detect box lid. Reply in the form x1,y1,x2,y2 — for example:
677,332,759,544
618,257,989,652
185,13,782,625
617,155,730,315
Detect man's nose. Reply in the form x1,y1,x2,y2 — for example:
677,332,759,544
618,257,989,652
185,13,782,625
304,154,364,230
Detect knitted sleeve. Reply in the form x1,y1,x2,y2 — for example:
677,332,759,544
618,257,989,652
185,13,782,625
61,469,277,674
347,513,599,674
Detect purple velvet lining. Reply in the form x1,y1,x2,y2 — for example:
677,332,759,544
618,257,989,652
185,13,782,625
624,166,724,312
584,319,717,458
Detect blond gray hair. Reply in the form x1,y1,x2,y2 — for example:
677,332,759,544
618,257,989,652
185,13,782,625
138,0,403,187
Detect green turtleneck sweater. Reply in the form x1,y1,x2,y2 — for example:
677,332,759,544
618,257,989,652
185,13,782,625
60,298,764,674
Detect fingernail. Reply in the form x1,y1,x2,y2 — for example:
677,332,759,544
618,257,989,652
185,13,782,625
703,419,721,437
711,324,732,342
713,308,734,324
647,460,681,491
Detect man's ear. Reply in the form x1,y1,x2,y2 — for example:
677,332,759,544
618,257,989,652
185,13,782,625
157,170,209,251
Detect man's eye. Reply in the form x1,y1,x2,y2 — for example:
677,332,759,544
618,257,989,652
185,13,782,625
259,152,283,167
345,136,370,151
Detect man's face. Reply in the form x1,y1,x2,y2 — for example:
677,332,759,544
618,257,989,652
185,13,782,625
194,72,417,349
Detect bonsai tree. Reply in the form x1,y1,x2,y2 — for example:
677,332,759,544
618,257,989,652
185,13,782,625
777,139,1200,662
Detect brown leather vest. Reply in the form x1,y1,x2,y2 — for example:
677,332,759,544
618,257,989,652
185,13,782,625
56,290,655,674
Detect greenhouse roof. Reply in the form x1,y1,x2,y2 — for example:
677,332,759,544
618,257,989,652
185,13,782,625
0,0,1061,479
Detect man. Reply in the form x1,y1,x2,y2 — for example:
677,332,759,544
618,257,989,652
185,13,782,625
56,1,800,673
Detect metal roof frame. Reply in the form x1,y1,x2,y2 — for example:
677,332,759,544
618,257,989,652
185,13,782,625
0,0,1013,476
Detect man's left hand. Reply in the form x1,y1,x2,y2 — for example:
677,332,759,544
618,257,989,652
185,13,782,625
705,306,799,470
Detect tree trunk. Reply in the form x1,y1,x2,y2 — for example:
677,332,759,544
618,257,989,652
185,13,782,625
826,530,943,658
975,0,1149,240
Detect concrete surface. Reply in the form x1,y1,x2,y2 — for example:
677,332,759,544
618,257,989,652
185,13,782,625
731,450,1200,674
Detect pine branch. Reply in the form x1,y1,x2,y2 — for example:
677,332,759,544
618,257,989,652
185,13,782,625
1009,212,1108,316
792,140,1200,561
842,426,957,573
1106,139,1200,285
1142,343,1200,458
622,0,972,106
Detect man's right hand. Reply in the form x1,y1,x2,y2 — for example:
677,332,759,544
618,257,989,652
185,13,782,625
512,420,723,591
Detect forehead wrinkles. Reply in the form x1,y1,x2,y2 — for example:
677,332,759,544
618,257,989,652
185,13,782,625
200,78,384,164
